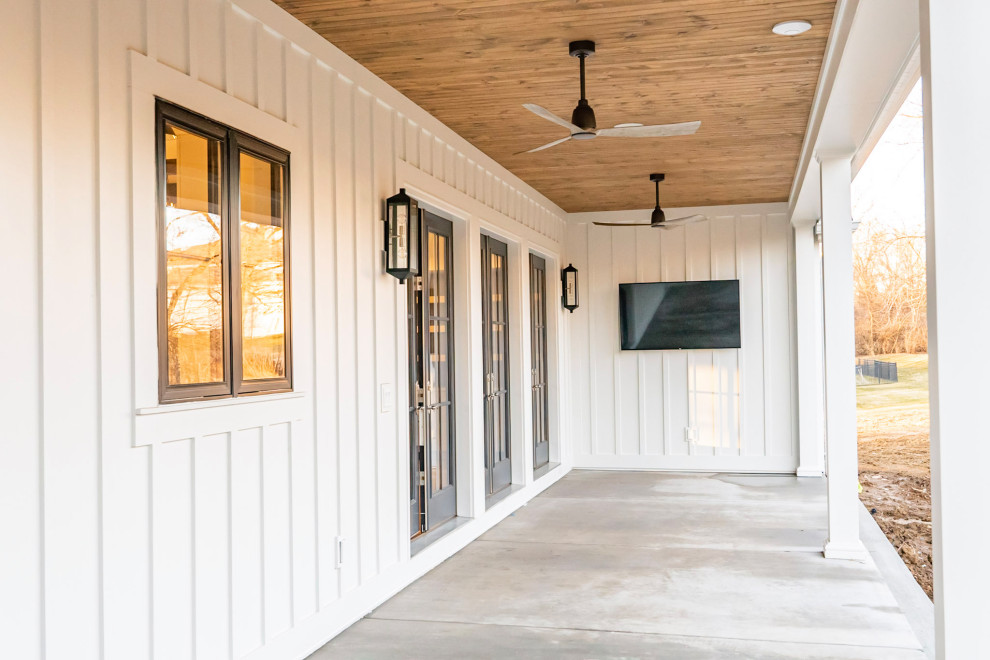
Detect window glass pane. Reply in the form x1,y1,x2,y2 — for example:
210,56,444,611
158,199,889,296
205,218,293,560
239,151,287,381
164,122,225,386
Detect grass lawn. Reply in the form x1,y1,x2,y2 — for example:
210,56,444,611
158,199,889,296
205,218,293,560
856,352,932,599
856,352,929,474
856,353,929,411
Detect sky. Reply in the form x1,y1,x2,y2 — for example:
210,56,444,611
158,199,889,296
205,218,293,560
850,80,924,232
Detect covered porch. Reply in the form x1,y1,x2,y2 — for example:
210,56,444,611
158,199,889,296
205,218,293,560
4,0,990,659
315,470,930,658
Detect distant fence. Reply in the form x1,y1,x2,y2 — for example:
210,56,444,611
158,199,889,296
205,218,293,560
856,359,898,384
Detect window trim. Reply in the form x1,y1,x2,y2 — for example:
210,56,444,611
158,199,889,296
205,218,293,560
156,99,292,403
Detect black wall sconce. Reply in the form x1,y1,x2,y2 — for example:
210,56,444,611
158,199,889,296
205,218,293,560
384,188,420,282
561,263,579,313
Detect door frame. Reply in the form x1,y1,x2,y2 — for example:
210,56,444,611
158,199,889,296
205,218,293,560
408,211,458,536
395,187,477,549
529,252,551,471
395,164,566,551
481,232,513,500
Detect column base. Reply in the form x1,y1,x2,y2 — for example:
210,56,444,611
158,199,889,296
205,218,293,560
823,539,869,562
796,466,824,478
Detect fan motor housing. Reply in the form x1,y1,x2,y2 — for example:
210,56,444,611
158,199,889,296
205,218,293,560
571,100,597,131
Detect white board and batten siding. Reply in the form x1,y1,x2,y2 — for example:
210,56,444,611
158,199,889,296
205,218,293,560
566,205,798,472
1,1,567,659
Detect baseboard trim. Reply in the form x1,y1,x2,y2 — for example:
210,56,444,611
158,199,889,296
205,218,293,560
574,454,798,473
823,538,870,562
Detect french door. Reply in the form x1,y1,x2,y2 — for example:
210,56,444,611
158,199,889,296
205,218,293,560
408,211,456,537
530,254,550,470
481,234,512,498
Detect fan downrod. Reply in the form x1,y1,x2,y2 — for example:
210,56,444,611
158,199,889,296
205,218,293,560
651,173,666,225
568,40,597,132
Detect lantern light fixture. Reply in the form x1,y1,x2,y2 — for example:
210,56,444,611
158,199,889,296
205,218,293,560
384,188,420,282
561,263,579,313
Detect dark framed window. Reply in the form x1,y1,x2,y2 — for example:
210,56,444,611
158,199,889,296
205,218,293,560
156,100,291,403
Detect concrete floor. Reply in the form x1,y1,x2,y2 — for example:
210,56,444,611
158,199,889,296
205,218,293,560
311,471,927,659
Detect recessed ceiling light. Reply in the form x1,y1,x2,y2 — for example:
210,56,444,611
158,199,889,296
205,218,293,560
772,20,812,36
614,122,644,128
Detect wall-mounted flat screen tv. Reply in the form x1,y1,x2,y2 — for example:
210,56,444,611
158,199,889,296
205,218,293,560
619,280,741,350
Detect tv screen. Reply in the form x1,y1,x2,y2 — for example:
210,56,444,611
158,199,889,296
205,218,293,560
619,280,741,350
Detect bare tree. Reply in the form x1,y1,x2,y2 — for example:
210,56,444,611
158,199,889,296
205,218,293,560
853,218,927,356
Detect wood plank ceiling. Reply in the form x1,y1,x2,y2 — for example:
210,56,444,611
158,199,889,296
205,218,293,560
275,0,837,212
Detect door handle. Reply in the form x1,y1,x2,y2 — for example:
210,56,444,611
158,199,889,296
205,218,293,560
415,407,426,446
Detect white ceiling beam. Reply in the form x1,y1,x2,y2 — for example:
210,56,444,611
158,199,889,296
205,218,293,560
788,0,920,226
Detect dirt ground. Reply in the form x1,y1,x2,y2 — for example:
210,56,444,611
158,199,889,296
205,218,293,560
857,357,932,599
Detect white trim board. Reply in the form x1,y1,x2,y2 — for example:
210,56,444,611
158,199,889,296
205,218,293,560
573,458,799,473
128,50,311,446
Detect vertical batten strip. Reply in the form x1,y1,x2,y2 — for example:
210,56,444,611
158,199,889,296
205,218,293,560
390,104,408,559
785,216,799,458
584,224,597,456
223,0,234,96
286,423,297,626
225,433,235,657
186,0,198,81
366,91,382,578
736,216,746,455
258,427,268,643
39,0,103,655
611,230,622,453
144,0,156,60
318,63,344,605
331,72,359,596
760,215,771,457
349,84,366,585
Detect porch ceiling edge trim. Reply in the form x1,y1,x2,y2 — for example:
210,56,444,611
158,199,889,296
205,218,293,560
233,0,568,221
397,159,563,256
786,0,859,219
850,41,920,178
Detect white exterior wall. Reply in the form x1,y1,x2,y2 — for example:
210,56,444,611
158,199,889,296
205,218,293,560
0,1,569,659
565,205,798,472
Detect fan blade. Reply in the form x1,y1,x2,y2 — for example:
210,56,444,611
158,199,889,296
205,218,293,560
657,214,706,229
523,103,582,133
517,135,573,154
597,121,701,138
592,222,653,227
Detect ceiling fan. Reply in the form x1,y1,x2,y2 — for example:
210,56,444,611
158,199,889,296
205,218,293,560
520,40,701,153
593,174,705,230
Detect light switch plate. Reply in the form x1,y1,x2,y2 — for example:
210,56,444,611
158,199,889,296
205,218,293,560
380,383,394,413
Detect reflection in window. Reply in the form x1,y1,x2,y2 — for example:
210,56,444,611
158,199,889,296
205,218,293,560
239,152,286,380
164,123,224,386
158,101,291,402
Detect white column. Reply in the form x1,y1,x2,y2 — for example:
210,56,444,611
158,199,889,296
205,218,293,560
819,155,867,561
921,2,990,655
793,221,825,477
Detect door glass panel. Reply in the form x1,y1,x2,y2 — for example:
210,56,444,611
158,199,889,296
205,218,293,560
424,221,455,506
531,255,550,467
428,232,439,319
436,234,448,319
163,122,224,386
239,151,286,381
437,321,449,403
